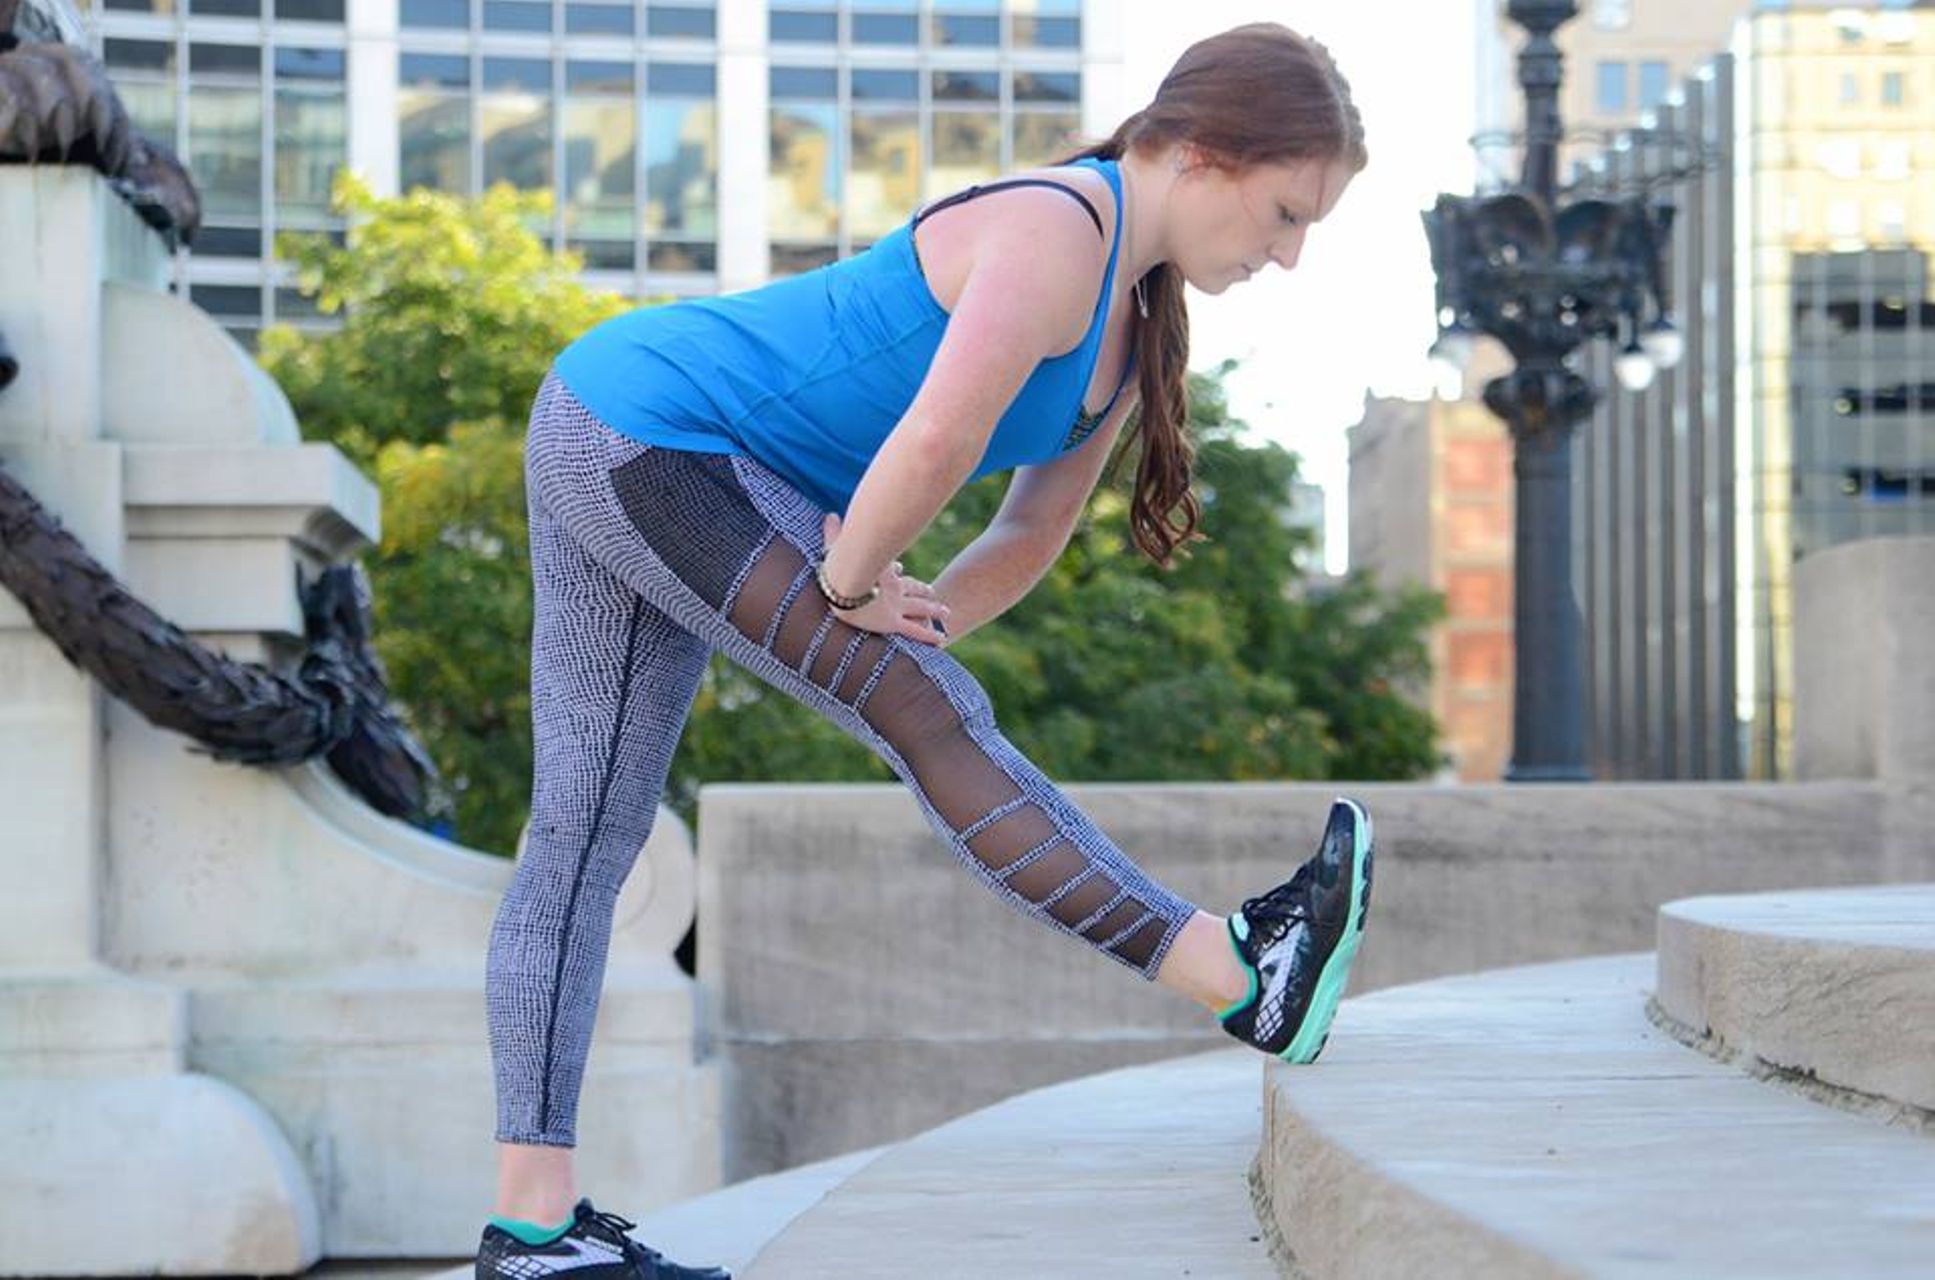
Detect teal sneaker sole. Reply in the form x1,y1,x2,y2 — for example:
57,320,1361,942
1280,797,1374,1065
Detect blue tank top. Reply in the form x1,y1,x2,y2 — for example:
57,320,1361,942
552,157,1136,514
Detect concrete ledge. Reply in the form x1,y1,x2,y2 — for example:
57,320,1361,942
698,779,1925,1181
1654,884,1935,1117
1255,953,1935,1279
744,1050,1277,1279
0,1073,321,1276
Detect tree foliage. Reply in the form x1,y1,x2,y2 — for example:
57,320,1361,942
259,179,1443,854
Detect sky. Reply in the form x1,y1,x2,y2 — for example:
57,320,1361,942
1119,1,1478,572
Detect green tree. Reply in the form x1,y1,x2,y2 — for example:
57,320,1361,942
260,173,629,470
260,180,1444,854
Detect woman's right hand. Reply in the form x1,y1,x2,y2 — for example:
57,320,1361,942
822,513,952,646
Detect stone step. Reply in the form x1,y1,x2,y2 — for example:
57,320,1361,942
1254,952,1935,1279
1654,883,1935,1116
743,1049,1278,1278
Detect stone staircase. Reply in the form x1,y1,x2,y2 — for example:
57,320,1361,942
487,883,1933,1278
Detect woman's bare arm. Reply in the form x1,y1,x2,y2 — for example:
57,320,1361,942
816,187,1110,602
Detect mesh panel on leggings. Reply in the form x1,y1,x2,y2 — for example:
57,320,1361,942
493,371,1198,1146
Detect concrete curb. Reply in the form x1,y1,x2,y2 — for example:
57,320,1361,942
1654,883,1935,1117
1255,952,1935,1279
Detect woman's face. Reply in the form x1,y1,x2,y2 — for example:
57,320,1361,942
1167,151,1356,295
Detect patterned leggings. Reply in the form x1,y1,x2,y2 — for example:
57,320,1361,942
488,373,1202,1147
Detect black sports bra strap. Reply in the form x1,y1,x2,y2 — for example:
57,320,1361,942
911,178,1105,239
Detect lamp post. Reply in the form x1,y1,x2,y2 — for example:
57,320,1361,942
1423,0,1682,781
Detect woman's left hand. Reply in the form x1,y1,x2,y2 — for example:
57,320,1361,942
821,513,952,646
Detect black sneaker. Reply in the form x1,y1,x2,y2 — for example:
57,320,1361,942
476,1198,731,1280
1216,796,1373,1064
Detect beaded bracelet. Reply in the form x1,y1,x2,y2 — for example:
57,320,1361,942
814,557,880,611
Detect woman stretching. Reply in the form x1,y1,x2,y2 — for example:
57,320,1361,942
478,22,1374,1280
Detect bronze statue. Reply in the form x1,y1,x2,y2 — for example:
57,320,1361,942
0,0,451,829
0,0,201,245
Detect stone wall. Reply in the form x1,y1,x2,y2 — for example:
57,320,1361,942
697,773,1928,1180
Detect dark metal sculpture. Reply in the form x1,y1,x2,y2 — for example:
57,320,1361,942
0,0,201,246
1422,0,1687,781
0,450,453,825
0,0,450,828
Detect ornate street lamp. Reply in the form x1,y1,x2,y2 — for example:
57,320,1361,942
1423,0,1683,781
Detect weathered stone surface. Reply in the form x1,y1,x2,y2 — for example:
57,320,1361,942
745,1050,1277,1279
698,778,1923,1178
1655,883,1935,1115
1795,534,1935,785
1257,953,1935,1279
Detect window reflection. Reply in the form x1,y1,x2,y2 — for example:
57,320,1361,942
645,98,718,237
932,110,998,192
849,109,918,240
564,61,635,248
274,83,346,223
1012,110,1079,167
482,58,552,192
399,54,471,192
119,80,177,146
189,87,263,220
770,103,839,240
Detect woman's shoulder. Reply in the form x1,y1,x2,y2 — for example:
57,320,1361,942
911,159,1119,328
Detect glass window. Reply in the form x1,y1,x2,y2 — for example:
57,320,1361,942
400,54,471,192
649,62,716,95
932,109,998,192
400,0,468,28
191,284,261,316
193,224,263,256
483,56,549,92
1638,60,1669,110
484,0,550,30
770,65,836,100
276,0,345,21
1881,71,1905,106
191,0,260,16
566,59,632,94
932,13,998,46
771,243,836,276
191,43,261,77
1592,0,1631,28
646,4,714,38
849,109,919,240
852,68,918,101
274,287,323,319
932,69,997,102
1014,15,1077,48
565,2,631,33
645,98,717,237
106,38,176,71
572,239,635,270
104,0,178,12
1011,110,1076,167
482,58,553,192
771,10,836,42
120,80,178,145
189,87,263,220
1013,70,1077,104
770,103,839,240
275,82,346,223
1595,60,1627,114
1840,72,1860,105
648,242,717,272
851,11,917,44
565,64,636,246
401,52,469,87
274,47,345,80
